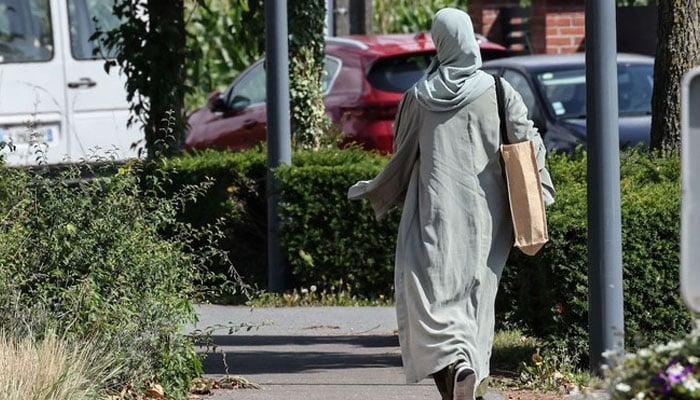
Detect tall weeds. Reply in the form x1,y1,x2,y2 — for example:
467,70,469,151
0,332,120,400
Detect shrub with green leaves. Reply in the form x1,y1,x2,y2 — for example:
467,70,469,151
154,147,688,367
497,150,688,366
0,160,226,399
152,149,269,291
276,148,399,297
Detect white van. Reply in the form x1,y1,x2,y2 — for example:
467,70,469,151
0,0,140,166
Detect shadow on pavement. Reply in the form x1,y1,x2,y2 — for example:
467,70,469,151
199,334,403,375
204,334,399,347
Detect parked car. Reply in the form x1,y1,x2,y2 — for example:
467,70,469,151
0,0,140,166
186,33,509,154
482,53,654,154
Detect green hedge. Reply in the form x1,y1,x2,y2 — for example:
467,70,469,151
157,148,690,364
276,151,400,297
153,149,269,288
497,150,689,364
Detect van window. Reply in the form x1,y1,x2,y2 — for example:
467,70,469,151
0,0,53,63
67,0,120,59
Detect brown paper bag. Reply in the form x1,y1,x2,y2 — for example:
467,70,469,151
500,140,549,255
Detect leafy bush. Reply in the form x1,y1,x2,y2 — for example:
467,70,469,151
497,150,689,366
0,160,225,398
152,149,269,290
277,148,398,297
155,147,688,367
153,147,392,294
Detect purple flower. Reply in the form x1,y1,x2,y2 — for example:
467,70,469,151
652,372,672,395
666,360,692,383
651,360,696,396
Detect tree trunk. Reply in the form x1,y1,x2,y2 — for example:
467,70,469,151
650,0,700,154
146,0,186,158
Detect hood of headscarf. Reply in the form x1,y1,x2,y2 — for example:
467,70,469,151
414,8,494,112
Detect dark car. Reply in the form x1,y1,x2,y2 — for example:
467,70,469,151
186,33,508,154
482,53,654,154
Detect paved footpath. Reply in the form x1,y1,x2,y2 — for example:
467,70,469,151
188,305,507,400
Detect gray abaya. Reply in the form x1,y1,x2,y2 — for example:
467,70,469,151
347,7,555,388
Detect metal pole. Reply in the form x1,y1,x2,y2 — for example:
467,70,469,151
326,0,335,36
585,0,625,375
265,0,292,292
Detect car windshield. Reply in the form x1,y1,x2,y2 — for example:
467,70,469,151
0,0,53,63
536,63,654,119
366,52,434,93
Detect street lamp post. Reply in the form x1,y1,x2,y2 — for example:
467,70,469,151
585,0,625,374
265,1,292,292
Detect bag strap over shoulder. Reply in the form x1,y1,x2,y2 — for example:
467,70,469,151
494,75,508,145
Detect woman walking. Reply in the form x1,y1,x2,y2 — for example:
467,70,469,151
348,7,555,400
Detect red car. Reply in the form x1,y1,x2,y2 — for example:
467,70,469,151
186,33,508,154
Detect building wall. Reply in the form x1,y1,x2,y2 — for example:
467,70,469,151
532,0,585,54
470,1,657,57
469,0,586,55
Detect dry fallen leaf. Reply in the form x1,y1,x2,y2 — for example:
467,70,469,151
217,375,262,390
145,383,165,399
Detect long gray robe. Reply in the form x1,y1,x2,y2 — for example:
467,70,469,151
348,78,555,385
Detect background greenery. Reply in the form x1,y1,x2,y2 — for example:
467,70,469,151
185,0,264,109
0,160,234,398
372,0,468,34
153,147,688,368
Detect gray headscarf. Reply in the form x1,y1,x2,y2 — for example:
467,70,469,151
414,8,494,112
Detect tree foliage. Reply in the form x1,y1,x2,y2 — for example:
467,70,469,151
184,0,263,108
97,0,332,154
372,0,468,34
288,1,329,150
95,0,187,159
650,0,700,154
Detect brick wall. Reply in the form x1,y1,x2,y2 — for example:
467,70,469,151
469,0,586,55
468,0,520,46
532,0,585,54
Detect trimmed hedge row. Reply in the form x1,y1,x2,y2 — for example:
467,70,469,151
499,150,688,362
157,148,690,362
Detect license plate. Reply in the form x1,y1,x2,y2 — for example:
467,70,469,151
0,124,59,145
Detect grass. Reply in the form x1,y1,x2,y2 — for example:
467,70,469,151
490,329,599,395
491,329,543,376
0,332,121,400
245,285,393,307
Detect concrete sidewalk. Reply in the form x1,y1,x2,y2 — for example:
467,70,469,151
189,305,507,400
